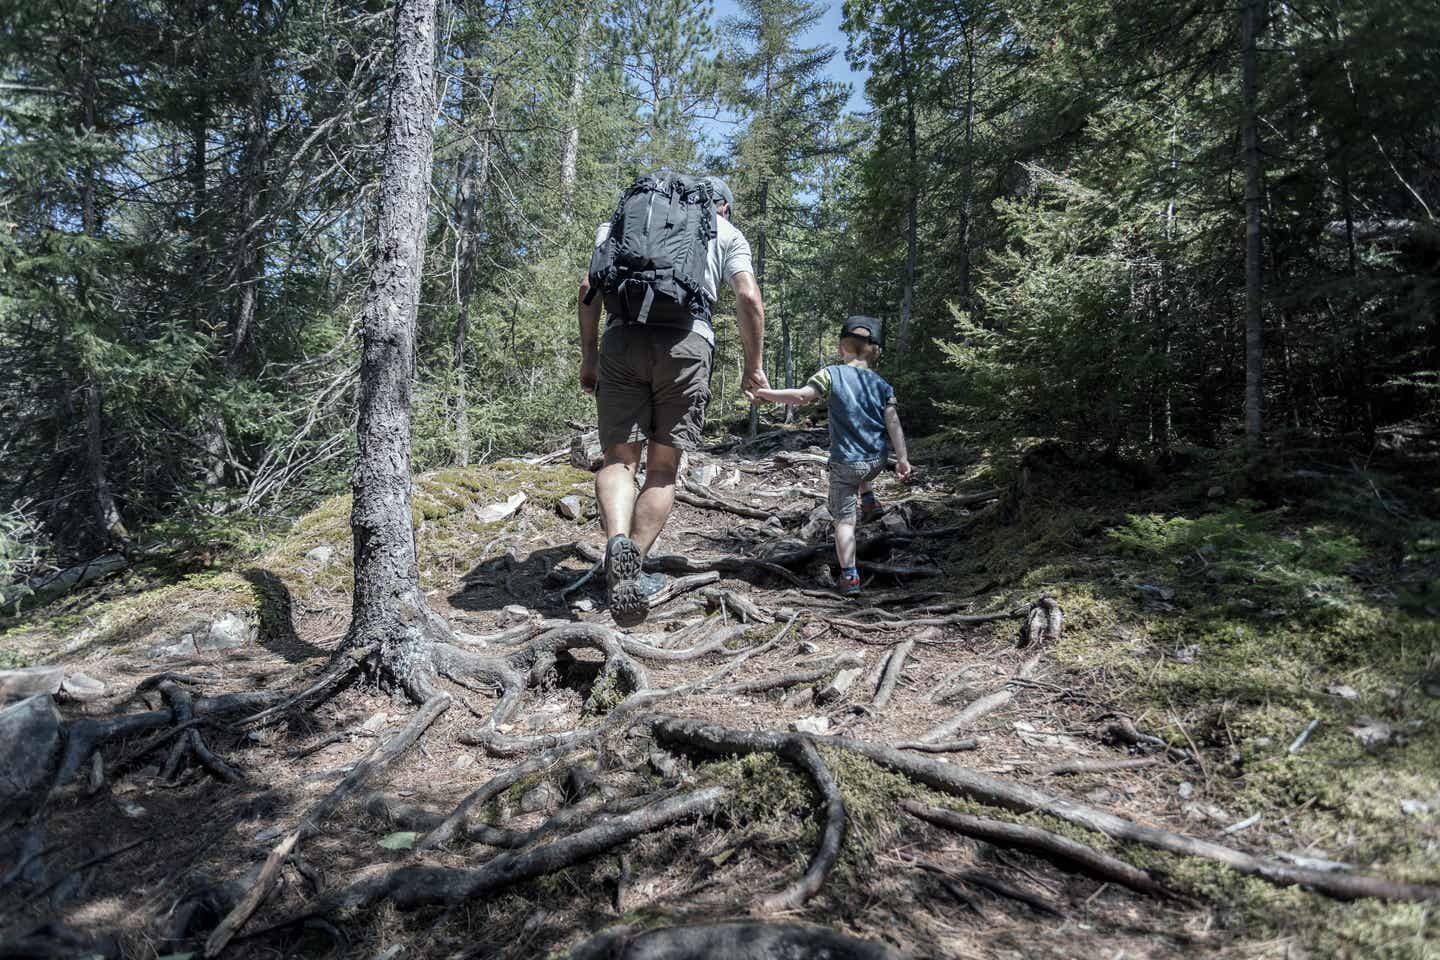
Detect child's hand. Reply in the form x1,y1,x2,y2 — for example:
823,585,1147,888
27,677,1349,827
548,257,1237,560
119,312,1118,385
753,388,778,404
895,458,914,483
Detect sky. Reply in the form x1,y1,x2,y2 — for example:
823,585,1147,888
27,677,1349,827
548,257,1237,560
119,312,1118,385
702,0,870,145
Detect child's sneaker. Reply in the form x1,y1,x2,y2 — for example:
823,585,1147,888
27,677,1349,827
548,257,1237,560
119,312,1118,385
837,572,862,597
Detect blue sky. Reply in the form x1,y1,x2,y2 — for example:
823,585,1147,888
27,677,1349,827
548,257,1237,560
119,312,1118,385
703,0,870,145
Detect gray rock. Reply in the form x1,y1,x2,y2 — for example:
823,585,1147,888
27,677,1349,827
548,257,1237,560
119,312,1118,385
60,672,107,702
648,751,680,779
557,495,585,521
1206,484,1226,499
798,640,819,655
497,604,531,626
147,635,198,659
361,711,389,732
688,462,722,487
0,666,64,703
520,781,560,814
791,716,830,735
0,695,62,811
454,754,476,771
571,597,597,614
305,545,334,565
197,613,255,652
1178,781,1195,800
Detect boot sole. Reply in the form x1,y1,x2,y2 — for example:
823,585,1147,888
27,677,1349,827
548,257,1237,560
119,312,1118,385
605,536,643,588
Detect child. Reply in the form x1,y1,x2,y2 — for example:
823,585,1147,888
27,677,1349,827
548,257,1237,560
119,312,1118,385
755,316,913,595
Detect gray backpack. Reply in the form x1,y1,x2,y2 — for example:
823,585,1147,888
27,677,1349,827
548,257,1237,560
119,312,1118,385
585,172,718,326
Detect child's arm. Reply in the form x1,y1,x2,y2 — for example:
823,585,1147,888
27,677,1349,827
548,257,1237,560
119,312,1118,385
754,385,820,406
883,402,913,481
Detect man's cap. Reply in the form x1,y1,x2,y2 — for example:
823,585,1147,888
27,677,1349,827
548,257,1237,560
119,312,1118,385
704,176,735,214
841,315,883,345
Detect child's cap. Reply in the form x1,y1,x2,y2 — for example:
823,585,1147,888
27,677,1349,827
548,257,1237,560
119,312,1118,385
840,315,883,346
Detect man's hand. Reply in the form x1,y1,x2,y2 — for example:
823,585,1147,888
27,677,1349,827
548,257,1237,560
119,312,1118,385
743,366,770,401
895,457,914,483
579,356,599,395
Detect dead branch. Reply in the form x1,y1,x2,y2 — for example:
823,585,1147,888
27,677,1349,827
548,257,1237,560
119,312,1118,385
675,489,774,522
893,739,979,753
701,587,774,623
951,869,1065,918
870,640,914,711
903,801,1176,900
641,571,720,609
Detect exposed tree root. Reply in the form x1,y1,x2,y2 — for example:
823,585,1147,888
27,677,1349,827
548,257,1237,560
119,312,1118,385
918,653,1041,743
1035,756,1164,777
232,646,373,728
816,731,1440,903
870,639,913,711
715,652,864,695
903,801,1178,901
281,786,727,919
647,718,845,912
893,739,979,753
205,694,451,956
565,921,901,959
417,742,591,849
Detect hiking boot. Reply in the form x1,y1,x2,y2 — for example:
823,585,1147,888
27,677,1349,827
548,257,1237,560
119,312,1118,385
837,572,862,597
860,499,883,522
605,535,645,620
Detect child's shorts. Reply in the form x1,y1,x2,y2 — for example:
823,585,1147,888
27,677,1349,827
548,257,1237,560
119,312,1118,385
828,459,884,524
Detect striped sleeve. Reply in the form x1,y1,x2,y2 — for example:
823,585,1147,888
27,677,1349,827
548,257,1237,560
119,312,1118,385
805,367,833,398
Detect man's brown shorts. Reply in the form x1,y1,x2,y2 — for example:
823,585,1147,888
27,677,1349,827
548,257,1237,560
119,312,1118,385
597,324,713,452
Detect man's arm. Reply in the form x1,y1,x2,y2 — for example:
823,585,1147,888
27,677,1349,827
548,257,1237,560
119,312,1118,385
884,403,913,481
729,270,769,398
578,275,601,394
755,385,820,406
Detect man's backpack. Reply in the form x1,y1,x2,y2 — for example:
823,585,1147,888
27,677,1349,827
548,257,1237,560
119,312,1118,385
585,172,718,327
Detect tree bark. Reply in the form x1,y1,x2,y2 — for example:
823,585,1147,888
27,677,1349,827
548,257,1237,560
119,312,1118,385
558,0,591,211
1241,0,1264,450
897,27,918,359
346,0,447,702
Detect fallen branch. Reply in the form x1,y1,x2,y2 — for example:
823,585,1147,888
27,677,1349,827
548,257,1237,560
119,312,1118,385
893,739,979,753
1034,756,1163,777
903,802,1176,900
566,922,900,960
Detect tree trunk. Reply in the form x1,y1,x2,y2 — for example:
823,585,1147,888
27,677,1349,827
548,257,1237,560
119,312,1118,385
897,28,918,360
558,0,591,212
1241,0,1265,451
228,0,273,375
957,22,975,311
781,275,794,424
346,0,448,703
749,178,769,439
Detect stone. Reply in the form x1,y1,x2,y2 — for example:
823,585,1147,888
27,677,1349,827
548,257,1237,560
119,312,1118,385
880,511,911,534
520,781,561,814
197,612,255,652
816,667,862,705
648,751,680,779
791,716,830,735
571,597,597,614
476,492,527,523
0,695,62,811
718,468,742,489
798,640,819,655
454,754,476,771
497,604,531,626
305,545,334,565
147,634,198,660
557,495,585,521
1178,781,1195,800
0,666,64,703
1206,484,1226,499
1326,683,1360,700
60,672,107,702
1349,720,1393,749
361,711,389,732
688,462,722,487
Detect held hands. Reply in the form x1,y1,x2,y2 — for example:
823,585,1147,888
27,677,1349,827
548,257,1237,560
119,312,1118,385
743,366,771,402
895,457,914,483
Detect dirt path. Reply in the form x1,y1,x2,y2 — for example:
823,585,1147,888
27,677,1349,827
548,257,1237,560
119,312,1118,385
6,433,1426,958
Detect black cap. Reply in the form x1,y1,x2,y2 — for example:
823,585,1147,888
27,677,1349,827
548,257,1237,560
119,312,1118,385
841,315,883,345
704,176,735,215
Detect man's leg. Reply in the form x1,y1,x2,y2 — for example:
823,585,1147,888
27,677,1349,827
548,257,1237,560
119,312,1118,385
834,520,858,569
596,441,644,540
631,441,683,555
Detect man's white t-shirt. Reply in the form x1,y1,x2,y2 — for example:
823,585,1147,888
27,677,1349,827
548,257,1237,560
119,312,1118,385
592,215,754,346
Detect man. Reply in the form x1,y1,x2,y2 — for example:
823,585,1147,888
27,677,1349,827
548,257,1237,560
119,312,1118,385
578,175,768,622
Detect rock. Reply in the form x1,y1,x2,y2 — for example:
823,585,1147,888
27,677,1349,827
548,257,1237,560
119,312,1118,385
0,666,64,703
570,435,603,471
1326,683,1360,700
121,802,147,818
572,597,597,614
520,781,560,814
1084,787,1115,804
914,626,944,643
557,495,585,521
1170,644,1200,664
1206,484,1226,499
1178,781,1195,800
798,640,819,655
816,667,862,705
880,511,911,534
60,672,107,702
718,468,742,489
0,695,62,811
1400,798,1431,817
454,754,476,771
197,612,255,652
497,604,531,626
791,716,830,735
1349,720,1393,749
476,492,527,524
1136,583,1176,602
147,633,198,659
800,504,833,542
305,545,334,565
648,751,680,779
361,711,389,732
688,462,723,487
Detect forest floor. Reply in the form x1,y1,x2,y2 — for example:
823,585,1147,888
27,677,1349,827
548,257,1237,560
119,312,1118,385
2,425,1438,959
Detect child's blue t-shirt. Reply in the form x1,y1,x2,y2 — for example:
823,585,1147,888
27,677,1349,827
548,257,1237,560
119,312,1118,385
806,363,896,464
